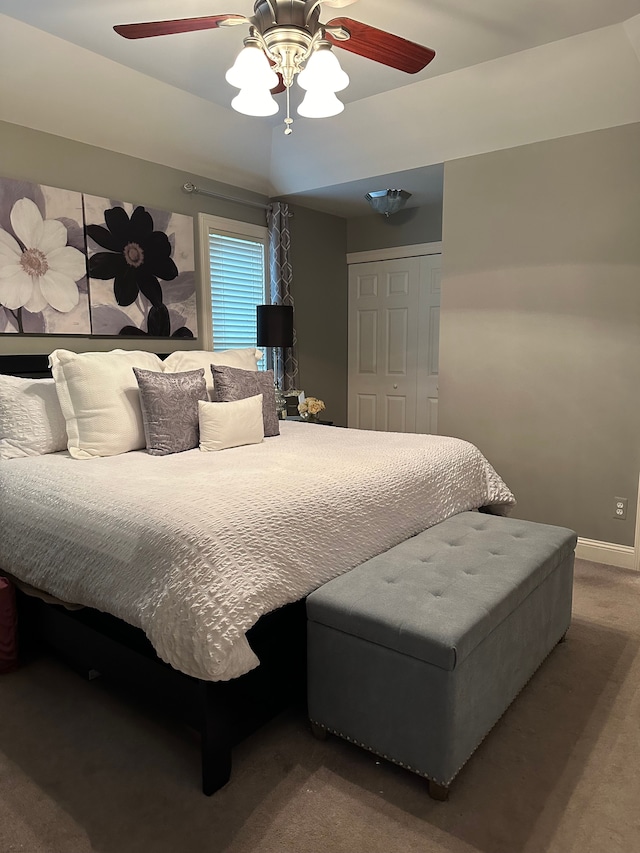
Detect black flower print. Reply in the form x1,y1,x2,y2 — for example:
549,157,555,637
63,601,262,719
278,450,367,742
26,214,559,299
86,206,178,307
120,302,194,338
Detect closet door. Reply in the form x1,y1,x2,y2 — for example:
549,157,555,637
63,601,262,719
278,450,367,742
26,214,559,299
348,254,441,433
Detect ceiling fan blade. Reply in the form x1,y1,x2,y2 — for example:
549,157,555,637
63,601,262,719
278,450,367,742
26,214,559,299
114,15,247,40
271,73,286,95
325,17,435,74
265,56,287,94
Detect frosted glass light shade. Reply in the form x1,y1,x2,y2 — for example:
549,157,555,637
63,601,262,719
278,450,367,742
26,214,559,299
297,89,344,118
297,46,349,93
365,189,412,217
226,44,279,90
232,86,279,116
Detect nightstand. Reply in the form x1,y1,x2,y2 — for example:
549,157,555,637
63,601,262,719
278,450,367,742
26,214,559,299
286,416,335,426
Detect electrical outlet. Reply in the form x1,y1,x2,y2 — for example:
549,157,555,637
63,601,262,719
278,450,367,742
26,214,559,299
613,497,628,520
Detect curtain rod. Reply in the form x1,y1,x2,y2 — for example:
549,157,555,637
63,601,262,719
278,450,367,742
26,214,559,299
182,182,294,216
182,181,268,210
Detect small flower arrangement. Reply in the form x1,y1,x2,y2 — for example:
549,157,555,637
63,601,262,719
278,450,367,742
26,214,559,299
298,396,325,421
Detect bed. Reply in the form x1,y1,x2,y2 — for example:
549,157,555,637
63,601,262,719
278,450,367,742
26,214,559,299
0,351,515,793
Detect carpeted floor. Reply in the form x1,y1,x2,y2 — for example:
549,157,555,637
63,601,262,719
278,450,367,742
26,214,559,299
1,558,639,853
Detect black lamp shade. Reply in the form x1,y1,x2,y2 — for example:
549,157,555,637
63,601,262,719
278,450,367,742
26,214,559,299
256,304,294,348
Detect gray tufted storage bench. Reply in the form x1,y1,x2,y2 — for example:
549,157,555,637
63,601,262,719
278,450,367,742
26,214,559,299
306,511,577,799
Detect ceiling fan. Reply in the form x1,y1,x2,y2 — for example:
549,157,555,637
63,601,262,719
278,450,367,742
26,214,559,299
114,0,436,134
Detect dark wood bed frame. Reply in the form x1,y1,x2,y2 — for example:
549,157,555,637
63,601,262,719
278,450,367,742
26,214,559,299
0,352,308,795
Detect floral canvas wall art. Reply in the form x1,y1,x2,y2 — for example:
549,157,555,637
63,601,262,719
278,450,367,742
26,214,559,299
0,177,90,335
84,195,197,338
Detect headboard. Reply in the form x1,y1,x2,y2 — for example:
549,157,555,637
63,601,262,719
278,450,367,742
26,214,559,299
0,354,52,378
0,353,171,378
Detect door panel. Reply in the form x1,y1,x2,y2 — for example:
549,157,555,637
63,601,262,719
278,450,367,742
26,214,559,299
356,310,377,374
357,394,377,430
386,395,407,433
357,274,378,298
387,308,409,375
348,254,441,433
388,271,410,295
348,258,419,431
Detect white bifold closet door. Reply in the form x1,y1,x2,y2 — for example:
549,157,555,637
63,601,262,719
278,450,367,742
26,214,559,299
348,253,441,433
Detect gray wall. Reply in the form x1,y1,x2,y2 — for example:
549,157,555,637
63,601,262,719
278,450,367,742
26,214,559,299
287,204,348,426
347,203,442,253
0,120,348,418
439,123,640,545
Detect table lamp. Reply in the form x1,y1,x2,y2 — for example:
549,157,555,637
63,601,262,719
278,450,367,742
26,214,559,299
256,304,294,418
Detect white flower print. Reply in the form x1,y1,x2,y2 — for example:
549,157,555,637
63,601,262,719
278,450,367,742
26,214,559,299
0,198,86,314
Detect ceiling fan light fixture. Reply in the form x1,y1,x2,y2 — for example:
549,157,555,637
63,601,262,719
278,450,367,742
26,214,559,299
297,89,345,118
365,189,412,217
225,40,279,90
297,42,349,93
267,39,310,89
231,86,279,116
114,2,437,136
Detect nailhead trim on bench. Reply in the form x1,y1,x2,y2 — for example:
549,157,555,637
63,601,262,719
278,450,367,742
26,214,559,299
310,629,568,789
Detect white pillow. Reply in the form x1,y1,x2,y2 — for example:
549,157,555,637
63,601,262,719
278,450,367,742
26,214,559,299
198,395,264,452
0,375,68,460
163,348,262,397
49,349,164,459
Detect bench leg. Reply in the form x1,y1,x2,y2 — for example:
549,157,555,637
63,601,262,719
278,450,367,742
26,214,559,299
310,721,328,741
427,780,450,801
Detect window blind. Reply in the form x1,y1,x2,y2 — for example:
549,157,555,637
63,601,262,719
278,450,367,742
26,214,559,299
208,231,267,368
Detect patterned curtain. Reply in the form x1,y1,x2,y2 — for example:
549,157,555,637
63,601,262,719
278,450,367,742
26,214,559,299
267,202,299,391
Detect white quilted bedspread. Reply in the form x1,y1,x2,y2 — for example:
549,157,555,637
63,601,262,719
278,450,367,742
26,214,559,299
0,422,515,681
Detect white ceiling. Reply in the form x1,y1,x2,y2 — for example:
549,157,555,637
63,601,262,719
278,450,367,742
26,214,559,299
2,1,640,216
2,0,639,107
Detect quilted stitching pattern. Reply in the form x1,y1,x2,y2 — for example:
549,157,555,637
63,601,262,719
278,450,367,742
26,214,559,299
0,424,515,680
0,375,67,459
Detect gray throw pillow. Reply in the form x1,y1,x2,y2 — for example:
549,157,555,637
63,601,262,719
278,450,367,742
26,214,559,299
133,367,208,456
211,365,280,437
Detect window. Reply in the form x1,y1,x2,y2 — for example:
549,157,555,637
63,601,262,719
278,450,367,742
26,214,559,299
198,214,268,367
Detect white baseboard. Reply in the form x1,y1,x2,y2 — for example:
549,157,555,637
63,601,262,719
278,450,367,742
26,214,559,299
576,537,637,571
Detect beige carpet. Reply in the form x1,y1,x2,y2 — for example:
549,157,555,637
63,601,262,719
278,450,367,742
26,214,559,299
1,558,639,853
